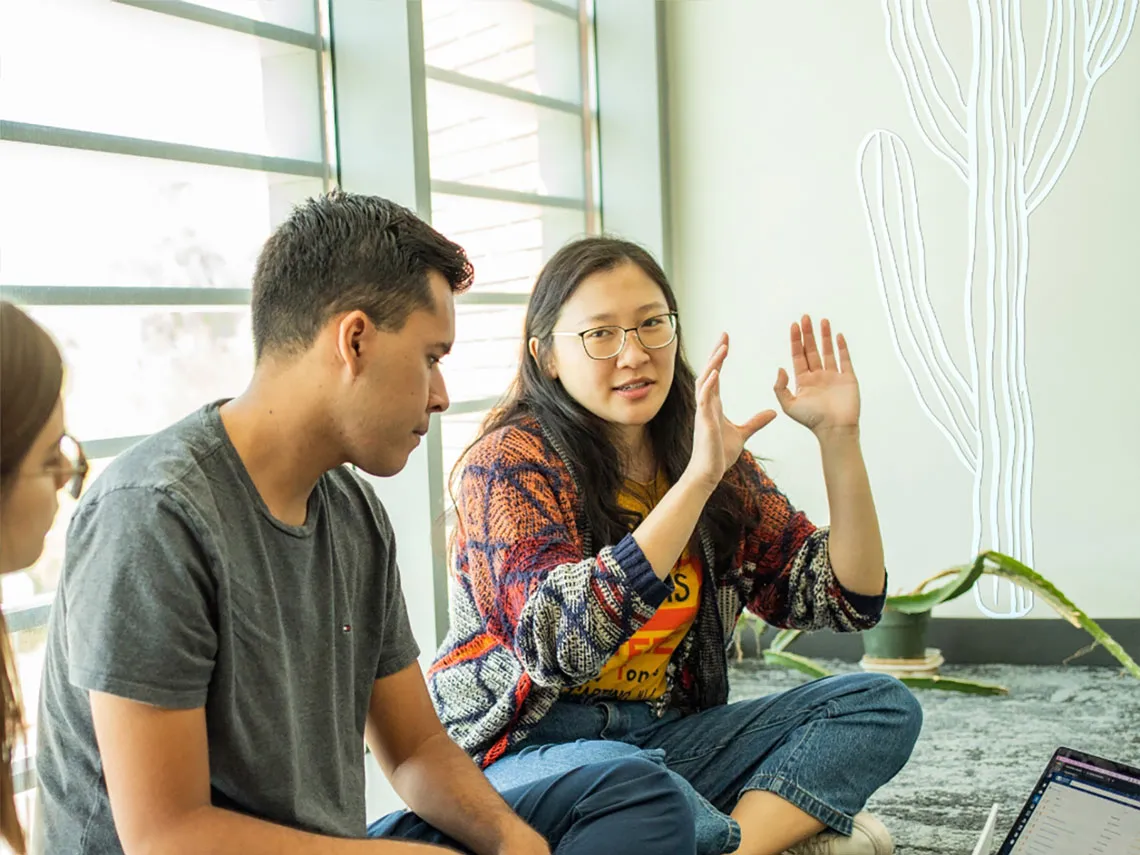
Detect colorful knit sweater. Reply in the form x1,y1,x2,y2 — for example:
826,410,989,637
427,417,885,768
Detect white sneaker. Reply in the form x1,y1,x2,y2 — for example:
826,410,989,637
783,812,894,855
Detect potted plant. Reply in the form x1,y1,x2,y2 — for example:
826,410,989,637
738,551,1140,695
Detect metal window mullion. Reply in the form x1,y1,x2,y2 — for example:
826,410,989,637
425,66,580,115
456,292,531,306
83,436,151,460
526,0,578,21
112,0,323,49
0,121,328,178
0,285,253,307
315,0,339,192
13,754,36,796
445,396,503,416
430,180,584,211
2,593,54,634
592,0,671,272
580,0,601,233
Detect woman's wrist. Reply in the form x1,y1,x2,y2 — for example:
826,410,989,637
677,467,721,498
813,423,861,449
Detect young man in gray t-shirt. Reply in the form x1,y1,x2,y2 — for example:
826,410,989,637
36,192,697,855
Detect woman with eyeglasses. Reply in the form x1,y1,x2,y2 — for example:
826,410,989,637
0,301,87,854
427,238,922,855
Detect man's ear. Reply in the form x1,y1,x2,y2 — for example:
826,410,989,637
528,336,557,379
334,310,372,377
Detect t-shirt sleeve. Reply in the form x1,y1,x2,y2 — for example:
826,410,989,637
372,512,421,680
62,487,217,709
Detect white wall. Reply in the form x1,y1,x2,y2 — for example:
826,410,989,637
665,0,1140,618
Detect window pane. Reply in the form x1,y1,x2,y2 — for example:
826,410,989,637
191,0,318,33
432,195,586,293
0,0,323,161
423,0,581,105
25,306,253,442
0,143,322,289
427,80,584,200
447,305,526,403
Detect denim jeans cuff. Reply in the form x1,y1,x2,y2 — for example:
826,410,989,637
716,815,742,855
743,773,855,836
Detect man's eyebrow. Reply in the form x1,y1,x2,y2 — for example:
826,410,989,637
433,341,453,355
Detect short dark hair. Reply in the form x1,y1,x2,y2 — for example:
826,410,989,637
250,191,474,360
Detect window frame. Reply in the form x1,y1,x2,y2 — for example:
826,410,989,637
0,0,672,808
0,0,338,800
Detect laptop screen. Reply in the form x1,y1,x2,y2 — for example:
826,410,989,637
997,747,1140,853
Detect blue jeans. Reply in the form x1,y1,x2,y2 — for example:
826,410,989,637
484,673,923,855
367,755,697,853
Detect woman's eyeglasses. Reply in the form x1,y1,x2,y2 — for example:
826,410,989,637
45,434,89,500
551,312,679,361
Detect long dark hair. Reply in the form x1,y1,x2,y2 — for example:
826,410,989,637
0,301,61,855
458,237,754,569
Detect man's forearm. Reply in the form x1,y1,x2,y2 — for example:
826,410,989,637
817,428,886,596
389,732,536,855
135,805,447,855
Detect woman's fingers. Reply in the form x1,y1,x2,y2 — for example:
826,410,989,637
837,332,855,375
697,367,719,411
790,323,810,376
821,318,838,372
697,334,729,388
800,315,823,372
697,337,725,387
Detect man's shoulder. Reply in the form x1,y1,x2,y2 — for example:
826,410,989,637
81,410,244,544
89,405,225,495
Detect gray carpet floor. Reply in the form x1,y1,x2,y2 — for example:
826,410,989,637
728,661,1140,853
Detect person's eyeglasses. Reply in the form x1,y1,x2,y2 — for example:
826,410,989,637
551,312,679,361
46,434,89,500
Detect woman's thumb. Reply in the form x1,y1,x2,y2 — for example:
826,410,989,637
741,409,778,440
773,367,794,410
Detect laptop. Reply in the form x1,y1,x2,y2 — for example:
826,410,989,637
971,746,1140,854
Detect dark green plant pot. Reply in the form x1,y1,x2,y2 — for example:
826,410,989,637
862,609,931,660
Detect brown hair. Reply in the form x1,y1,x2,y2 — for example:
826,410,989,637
0,300,64,854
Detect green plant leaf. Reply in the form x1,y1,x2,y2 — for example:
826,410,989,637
769,629,802,653
886,555,986,614
761,650,833,679
980,551,1140,679
898,675,1008,695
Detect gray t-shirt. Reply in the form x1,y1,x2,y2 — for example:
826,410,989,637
36,402,421,853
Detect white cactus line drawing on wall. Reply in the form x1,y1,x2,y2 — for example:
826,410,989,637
858,0,1137,617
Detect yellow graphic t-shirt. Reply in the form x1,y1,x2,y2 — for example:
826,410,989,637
566,473,702,701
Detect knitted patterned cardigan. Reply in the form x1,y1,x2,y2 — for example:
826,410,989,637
427,417,885,768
